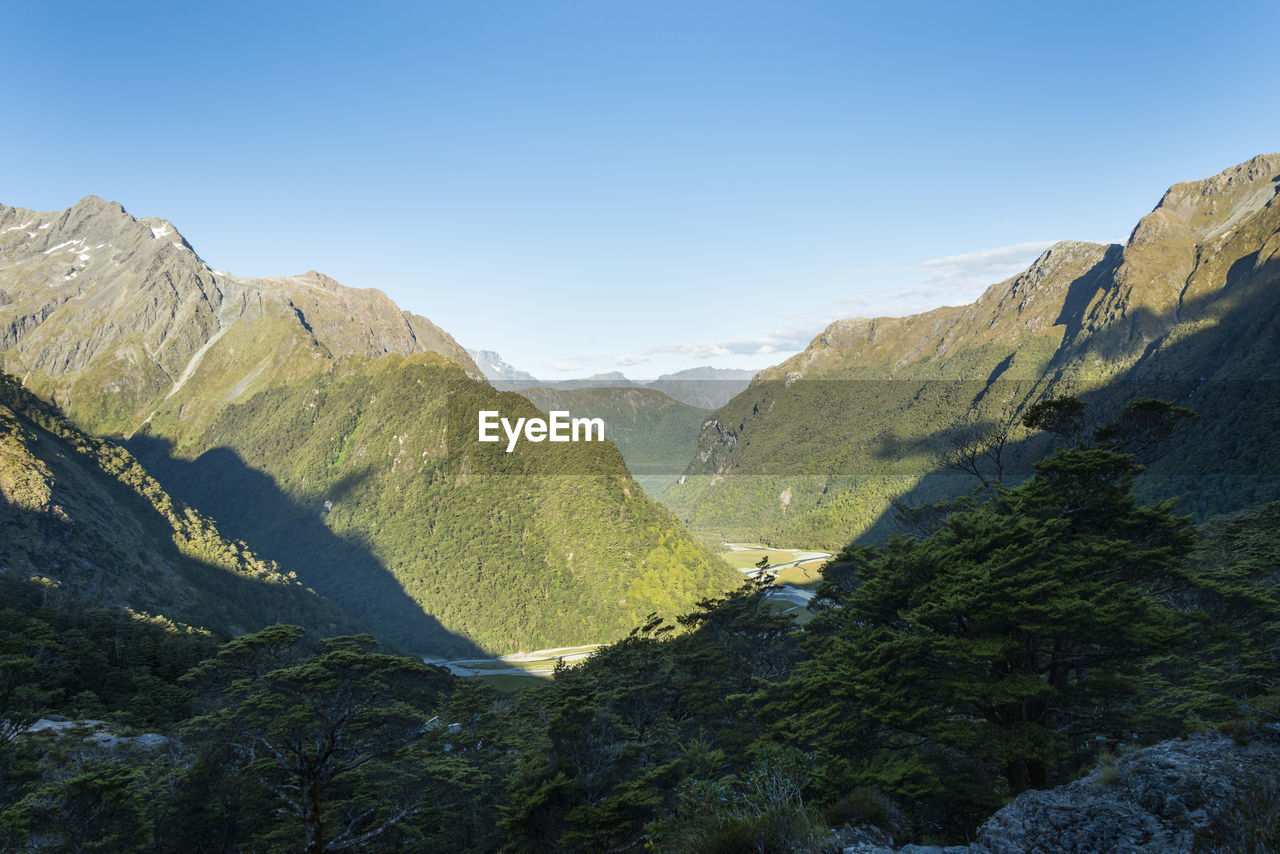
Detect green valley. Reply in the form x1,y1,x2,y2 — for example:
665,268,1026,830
7,5,1280,850
0,198,739,657
3,151,1280,854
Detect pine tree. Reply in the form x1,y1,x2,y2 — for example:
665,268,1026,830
772,425,1202,829
183,626,454,853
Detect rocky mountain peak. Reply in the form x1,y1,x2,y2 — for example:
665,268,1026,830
467,348,539,384
70,194,126,217
761,155,1280,388
294,269,344,291
670,154,1280,546
0,196,482,432
1140,152,1280,245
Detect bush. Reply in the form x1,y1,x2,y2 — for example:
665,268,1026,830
822,786,892,830
646,746,831,854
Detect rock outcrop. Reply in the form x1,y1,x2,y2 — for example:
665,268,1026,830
841,730,1280,853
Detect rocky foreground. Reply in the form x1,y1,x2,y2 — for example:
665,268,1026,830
840,730,1280,854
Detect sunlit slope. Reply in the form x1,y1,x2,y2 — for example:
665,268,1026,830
0,195,481,437
0,196,737,655
666,154,1280,548
130,354,735,653
0,372,350,637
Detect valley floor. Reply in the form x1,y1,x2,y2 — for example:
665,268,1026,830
427,543,836,689
721,542,833,613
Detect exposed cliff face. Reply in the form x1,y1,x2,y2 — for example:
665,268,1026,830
667,154,1280,548
0,195,480,434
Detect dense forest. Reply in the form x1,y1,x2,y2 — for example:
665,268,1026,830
3,397,1279,852
0,194,738,657
126,355,736,654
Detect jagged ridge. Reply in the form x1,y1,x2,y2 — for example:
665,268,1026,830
666,154,1280,548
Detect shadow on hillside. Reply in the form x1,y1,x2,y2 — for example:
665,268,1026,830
848,245,1280,547
126,435,489,660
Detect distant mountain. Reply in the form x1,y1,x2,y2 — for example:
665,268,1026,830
0,198,738,655
647,366,756,410
665,154,1280,549
544,371,636,390
477,354,755,409
468,348,539,384
480,362,751,497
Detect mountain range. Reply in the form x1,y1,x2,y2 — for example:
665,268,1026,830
5,152,1280,854
4,153,1280,647
665,154,1280,548
468,350,755,410
0,197,737,655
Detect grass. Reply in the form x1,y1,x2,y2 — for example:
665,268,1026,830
717,544,829,625
718,547,801,571
767,560,826,588
1089,750,1122,791
763,600,817,625
441,643,605,683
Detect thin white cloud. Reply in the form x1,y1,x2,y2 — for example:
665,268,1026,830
633,318,833,364
540,240,1056,376
835,239,1055,314
917,240,1055,285
615,354,650,366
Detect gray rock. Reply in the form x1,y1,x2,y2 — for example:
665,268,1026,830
23,718,171,751
837,731,1278,853
974,732,1279,853
467,349,539,385
837,823,896,853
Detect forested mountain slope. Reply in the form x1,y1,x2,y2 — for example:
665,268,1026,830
0,198,737,655
665,154,1280,548
0,372,349,638
127,353,732,654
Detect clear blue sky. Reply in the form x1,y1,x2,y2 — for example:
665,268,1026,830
4,2,1277,378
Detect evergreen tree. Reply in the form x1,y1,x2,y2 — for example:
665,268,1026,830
769,423,1203,834
183,626,455,853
